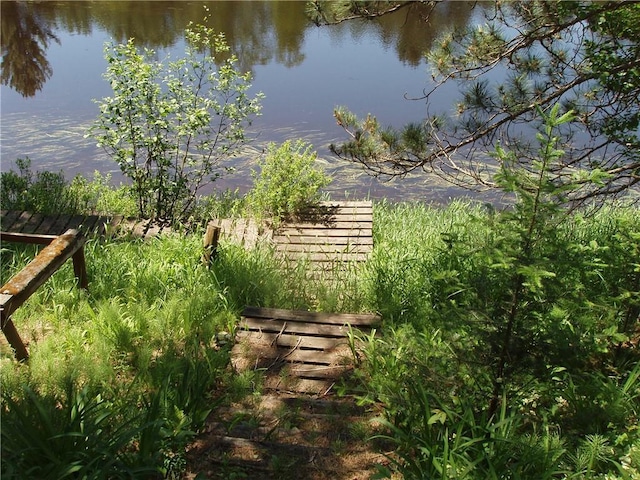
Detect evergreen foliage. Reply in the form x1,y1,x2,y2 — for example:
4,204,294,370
323,1,640,204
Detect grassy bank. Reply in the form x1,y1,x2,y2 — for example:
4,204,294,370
1,192,639,477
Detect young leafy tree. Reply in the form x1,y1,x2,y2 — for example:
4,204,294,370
321,1,640,204
90,22,262,224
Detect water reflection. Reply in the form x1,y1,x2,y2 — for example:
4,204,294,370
0,1,484,201
1,1,478,97
1,2,59,97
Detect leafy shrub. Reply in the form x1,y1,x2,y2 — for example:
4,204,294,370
90,22,262,224
67,172,137,217
0,158,76,214
247,140,331,221
0,159,137,217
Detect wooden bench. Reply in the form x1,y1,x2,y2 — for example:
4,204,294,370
0,229,88,361
232,306,380,395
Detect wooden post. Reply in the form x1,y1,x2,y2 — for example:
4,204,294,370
202,223,221,266
72,249,89,290
0,305,29,362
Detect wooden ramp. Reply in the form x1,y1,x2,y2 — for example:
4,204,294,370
232,306,380,395
1,211,172,239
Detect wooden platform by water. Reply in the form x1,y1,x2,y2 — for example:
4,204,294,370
0,211,173,239
208,201,373,268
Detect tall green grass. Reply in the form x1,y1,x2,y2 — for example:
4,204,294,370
353,200,640,479
2,197,639,478
0,222,373,477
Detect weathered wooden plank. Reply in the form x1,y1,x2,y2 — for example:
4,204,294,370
262,376,337,394
48,214,74,235
235,330,347,350
240,317,356,338
286,209,373,220
302,200,371,207
290,215,373,225
276,221,373,234
276,228,371,241
0,230,87,320
0,232,58,245
20,213,45,234
276,215,373,231
9,212,33,233
76,215,101,233
231,343,350,365
285,364,353,379
242,306,381,326
276,243,373,254
276,223,372,233
63,215,88,232
281,252,370,263
273,230,373,245
35,214,62,234
1,210,22,231
276,215,373,228
297,202,372,213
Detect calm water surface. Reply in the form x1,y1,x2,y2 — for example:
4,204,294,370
1,1,484,201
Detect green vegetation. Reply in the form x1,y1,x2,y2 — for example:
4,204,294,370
89,21,262,224
2,152,639,478
1,158,78,215
0,158,137,217
246,140,332,222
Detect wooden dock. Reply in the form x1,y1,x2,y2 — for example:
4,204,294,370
273,201,373,266
0,211,172,239
206,201,374,269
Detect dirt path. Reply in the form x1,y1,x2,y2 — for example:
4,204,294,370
184,391,389,479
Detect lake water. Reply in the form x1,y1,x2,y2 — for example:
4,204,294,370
1,1,486,202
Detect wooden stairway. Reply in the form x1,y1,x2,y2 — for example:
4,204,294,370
232,306,380,395
185,306,385,479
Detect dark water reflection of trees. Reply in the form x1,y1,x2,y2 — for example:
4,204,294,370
1,2,59,97
1,0,476,98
